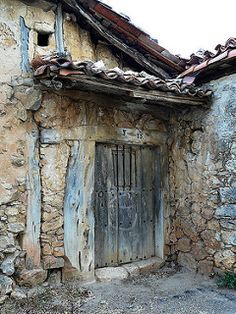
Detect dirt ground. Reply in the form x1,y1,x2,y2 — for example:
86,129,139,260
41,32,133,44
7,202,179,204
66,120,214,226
2,265,236,314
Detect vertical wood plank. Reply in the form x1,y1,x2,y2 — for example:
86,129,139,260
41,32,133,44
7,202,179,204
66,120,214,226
19,16,30,72
118,145,142,264
95,143,118,267
117,145,124,188
107,144,118,266
55,3,65,53
134,145,143,261
23,126,41,268
64,141,95,280
141,146,155,259
95,143,108,267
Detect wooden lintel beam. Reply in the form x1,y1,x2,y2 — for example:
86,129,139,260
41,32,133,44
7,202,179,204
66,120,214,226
46,74,209,108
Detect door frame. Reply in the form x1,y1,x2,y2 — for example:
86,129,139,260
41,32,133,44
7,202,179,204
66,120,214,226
42,125,169,280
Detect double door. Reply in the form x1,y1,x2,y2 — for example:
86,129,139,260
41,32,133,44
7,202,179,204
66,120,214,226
95,143,158,268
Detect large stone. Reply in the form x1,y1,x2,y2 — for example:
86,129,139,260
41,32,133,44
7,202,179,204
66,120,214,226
43,256,64,269
0,251,19,275
221,231,236,245
201,230,220,250
198,260,214,275
181,220,198,242
41,215,63,233
207,219,220,231
220,219,236,230
201,209,214,220
219,187,236,204
225,160,236,173
11,287,27,300
0,235,15,252
192,242,208,261
5,207,19,216
214,250,235,269
0,275,13,295
16,269,47,287
8,223,25,234
53,247,64,257
96,267,129,282
176,237,191,252
191,212,207,232
0,295,8,304
215,205,236,218
14,88,42,111
177,252,197,271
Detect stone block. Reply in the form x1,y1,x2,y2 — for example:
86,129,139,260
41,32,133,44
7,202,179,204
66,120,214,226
192,242,208,261
0,295,8,304
201,230,220,250
226,160,236,173
53,247,64,257
0,251,19,275
221,231,236,245
43,256,64,269
0,235,15,252
96,267,129,282
207,219,220,231
132,257,164,274
8,223,25,233
198,260,213,275
215,205,236,218
219,187,236,204
121,263,140,276
16,269,47,287
11,287,27,299
0,275,13,295
178,252,197,271
176,237,191,252
220,219,236,230
41,216,63,233
214,250,235,269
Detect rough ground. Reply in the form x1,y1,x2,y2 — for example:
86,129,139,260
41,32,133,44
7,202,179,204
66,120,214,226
2,265,236,314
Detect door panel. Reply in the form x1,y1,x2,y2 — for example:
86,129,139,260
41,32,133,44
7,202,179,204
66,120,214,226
95,143,158,268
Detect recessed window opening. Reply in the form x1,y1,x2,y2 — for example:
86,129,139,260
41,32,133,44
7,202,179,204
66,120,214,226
37,32,50,47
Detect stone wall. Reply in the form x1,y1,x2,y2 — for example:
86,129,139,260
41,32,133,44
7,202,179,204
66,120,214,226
34,91,169,281
1,0,236,303
0,0,140,298
169,74,236,274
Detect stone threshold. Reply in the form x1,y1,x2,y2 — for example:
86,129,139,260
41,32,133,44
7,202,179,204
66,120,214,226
95,257,165,282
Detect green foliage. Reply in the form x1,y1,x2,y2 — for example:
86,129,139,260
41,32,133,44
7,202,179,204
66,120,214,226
217,272,236,289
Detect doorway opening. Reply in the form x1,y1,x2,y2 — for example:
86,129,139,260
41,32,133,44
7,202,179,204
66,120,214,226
95,143,160,268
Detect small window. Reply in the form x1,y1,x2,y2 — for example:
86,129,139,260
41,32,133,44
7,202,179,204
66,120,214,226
37,32,50,47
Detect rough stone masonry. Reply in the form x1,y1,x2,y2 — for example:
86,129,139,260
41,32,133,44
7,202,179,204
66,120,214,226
169,74,236,275
0,0,236,303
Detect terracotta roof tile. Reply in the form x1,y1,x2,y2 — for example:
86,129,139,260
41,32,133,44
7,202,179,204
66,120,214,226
31,53,212,99
78,0,184,72
180,37,236,81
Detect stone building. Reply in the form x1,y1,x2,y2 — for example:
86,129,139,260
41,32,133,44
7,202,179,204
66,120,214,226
0,0,235,298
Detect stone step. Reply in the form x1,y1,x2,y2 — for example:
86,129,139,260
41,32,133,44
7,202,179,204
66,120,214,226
95,257,164,282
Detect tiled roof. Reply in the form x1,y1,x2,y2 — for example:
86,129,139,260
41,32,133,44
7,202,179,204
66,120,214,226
61,0,185,76
32,53,211,98
180,37,236,82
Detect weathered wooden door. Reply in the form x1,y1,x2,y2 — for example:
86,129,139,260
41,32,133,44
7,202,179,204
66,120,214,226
95,143,158,268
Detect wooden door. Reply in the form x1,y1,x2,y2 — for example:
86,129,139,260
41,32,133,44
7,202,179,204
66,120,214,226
95,143,158,268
